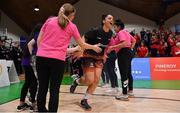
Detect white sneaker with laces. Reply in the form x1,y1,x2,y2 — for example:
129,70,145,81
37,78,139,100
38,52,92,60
115,94,129,101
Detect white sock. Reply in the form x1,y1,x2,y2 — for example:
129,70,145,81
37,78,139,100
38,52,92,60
76,79,80,84
83,93,90,100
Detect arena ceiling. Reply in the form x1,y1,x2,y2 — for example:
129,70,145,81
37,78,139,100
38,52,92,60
0,0,180,34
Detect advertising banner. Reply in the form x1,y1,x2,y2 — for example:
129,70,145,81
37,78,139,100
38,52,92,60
131,58,151,80
150,57,180,80
0,60,10,87
6,60,19,83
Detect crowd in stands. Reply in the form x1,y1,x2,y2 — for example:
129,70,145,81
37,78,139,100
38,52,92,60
0,39,23,74
130,28,180,57
0,27,180,76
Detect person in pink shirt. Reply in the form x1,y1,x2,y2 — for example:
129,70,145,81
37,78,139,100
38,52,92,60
36,3,101,112
108,19,136,101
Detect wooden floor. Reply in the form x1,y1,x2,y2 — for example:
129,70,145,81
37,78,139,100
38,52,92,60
0,85,180,113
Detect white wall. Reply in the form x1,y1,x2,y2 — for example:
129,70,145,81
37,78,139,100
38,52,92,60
164,13,180,32
0,10,28,42
74,0,157,34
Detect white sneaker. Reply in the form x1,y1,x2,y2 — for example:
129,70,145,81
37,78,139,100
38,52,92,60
128,91,134,97
101,84,110,88
107,88,119,92
105,88,115,93
115,87,121,93
115,94,129,101
71,74,79,80
29,104,37,112
105,88,118,95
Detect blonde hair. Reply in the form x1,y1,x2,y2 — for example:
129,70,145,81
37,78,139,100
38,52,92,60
58,3,76,29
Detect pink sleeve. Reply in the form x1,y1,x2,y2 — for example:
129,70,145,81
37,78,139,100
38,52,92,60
40,18,52,33
104,37,115,55
131,35,136,43
72,24,80,40
117,31,126,42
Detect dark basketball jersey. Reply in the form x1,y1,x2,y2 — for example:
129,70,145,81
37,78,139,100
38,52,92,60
84,27,113,56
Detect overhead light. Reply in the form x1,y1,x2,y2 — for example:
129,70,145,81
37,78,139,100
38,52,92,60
34,5,40,12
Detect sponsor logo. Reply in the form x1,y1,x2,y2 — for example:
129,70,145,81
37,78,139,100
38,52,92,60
123,80,128,88
150,58,180,80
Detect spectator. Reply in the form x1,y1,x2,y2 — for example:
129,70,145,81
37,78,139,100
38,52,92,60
137,41,148,57
171,42,180,57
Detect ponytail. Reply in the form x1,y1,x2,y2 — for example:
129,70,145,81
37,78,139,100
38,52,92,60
58,3,76,29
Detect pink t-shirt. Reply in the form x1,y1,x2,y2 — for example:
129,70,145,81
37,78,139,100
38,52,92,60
36,17,80,61
109,29,134,53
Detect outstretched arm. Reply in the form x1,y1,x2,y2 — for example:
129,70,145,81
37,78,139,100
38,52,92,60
37,31,43,47
75,35,101,53
27,39,36,55
67,46,81,54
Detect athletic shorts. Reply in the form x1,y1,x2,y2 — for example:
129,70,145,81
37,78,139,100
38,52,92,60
81,57,103,68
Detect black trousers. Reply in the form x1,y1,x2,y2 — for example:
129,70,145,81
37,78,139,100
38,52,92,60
36,56,65,112
105,52,118,88
117,48,133,94
14,60,23,75
20,65,37,103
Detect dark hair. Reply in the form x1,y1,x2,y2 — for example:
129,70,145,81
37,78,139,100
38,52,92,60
101,14,108,26
29,23,43,40
114,19,125,29
22,23,42,57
